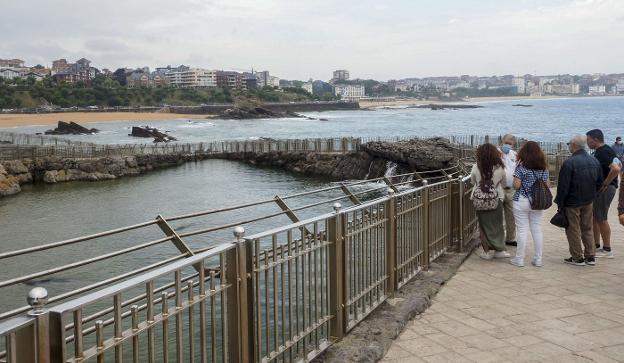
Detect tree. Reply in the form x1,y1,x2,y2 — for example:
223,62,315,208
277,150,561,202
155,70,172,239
112,68,127,86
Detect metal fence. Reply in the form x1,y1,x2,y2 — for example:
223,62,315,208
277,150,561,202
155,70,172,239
0,172,478,362
0,132,95,147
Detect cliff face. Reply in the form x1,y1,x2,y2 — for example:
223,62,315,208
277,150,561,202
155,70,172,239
0,154,196,198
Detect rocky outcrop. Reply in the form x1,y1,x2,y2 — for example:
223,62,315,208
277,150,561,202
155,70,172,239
0,164,21,197
221,151,372,180
0,154,199,198
361,138,456,174
45,121,99,135
215,106,305,120
129,126,177,143
409,104,483,110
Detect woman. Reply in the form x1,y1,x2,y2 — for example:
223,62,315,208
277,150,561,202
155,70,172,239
471,143,510,259
510,141,549,267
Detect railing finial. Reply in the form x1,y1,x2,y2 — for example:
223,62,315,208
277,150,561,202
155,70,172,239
27,287,48,316
422,180,429,186
387,188,395,195
233,226,245,241
333,202,342,213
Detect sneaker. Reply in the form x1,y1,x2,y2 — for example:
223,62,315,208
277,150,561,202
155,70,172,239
493,251,511,259
596,249,614,259
477,249,493,260
510,257,524,267
505,241,517,246
531,257,543,267
585,256,596,266
564,257,586,266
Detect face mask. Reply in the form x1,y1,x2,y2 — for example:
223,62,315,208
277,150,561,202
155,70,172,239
501,144,512,154
617,141,623,145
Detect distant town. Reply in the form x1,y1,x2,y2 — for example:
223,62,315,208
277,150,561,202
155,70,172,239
1,57,624,110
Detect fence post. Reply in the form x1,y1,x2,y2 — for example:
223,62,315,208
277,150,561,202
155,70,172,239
226,226,254,363
422,180,430,270
327,203,346,341
458,176,465,252
385,189,397,294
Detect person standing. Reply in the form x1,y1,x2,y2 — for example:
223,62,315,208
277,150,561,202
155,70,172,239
613,136,624,163
500,134,518,246
509,141,549,267
619,172,624,226
555,135,603,266
470,143,510,259
586,129,621,258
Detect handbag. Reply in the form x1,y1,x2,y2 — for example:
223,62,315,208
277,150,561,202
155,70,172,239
550,209,568,228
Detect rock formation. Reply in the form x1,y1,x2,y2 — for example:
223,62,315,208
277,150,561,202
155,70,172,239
0,164,21,197
409,104,483,110
215,106,305,120
129,126,177,143
45,121,99,135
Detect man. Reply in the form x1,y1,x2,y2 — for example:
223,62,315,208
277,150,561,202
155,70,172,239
587,129,621,258
613,136,624,163
555,135,602,266
499,134,517,246
620,172,624,227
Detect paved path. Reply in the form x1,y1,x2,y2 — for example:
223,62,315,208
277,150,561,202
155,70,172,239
383,200,624,362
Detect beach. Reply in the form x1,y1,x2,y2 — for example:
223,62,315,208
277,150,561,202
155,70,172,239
358,95,572,109
0,112,210,128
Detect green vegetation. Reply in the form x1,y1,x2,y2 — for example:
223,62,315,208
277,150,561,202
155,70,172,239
0,76,325,109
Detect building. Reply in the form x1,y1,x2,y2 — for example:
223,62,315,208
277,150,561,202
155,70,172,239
333,84,365,101
0,59,25,68
242,72,257,90
216,71,243,89
51,58,97,84
167,68,217,88
588,85,606,95
616,80,624,94
256,71,279,88
513,77,526,94
301,82,313,94
0,68,20,80
332,70,349,82
126,71,167,88
543,83,580,95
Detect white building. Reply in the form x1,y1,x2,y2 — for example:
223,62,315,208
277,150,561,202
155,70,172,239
0,68,20,80
167,68,217,88
332,70,349,82
513,77,526,94
544,83,580,95
616,80,624,94
301,82,313,94
588,85,606,95
333,84,365,101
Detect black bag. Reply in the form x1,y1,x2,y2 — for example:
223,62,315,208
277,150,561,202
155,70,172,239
550,209,568,228
529,171,553,210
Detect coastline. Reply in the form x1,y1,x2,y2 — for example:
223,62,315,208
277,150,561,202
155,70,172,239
0,112,210,128
358,94,621,109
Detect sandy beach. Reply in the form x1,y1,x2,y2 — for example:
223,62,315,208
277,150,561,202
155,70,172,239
0,112,210,128
358,95,570,109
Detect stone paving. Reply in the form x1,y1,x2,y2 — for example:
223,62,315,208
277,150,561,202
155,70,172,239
382,201,624,363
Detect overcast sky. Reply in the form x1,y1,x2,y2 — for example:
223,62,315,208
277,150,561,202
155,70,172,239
2,0,623,80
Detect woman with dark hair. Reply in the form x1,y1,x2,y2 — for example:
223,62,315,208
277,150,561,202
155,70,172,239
470,143,510,259
510,141,549,267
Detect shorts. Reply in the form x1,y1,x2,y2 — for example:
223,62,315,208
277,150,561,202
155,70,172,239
593,185,616,222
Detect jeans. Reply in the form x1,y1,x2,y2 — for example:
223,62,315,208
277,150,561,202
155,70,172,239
513,196,544,262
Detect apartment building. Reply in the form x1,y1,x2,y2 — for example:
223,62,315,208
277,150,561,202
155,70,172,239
332,69,349,82
333,84,365,101
0,59,24,68
216,71,243,89
168,68,217,88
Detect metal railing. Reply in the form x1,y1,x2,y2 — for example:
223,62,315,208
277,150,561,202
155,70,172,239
0,172,478,362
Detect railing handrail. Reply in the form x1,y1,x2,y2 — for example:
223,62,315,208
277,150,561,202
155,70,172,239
48,242,234,315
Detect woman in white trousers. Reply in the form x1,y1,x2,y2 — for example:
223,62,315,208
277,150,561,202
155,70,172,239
510,141,550,267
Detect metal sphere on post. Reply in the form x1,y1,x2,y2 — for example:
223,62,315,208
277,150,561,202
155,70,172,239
422,179,429,187
333,202,342,213
27,287,48,316
233,226,245,242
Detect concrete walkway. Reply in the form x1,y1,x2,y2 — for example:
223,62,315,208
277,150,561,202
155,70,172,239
383,201,624,362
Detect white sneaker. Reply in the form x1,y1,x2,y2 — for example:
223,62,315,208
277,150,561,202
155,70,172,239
477,249,493,260
493,251,511,259
531,257,543,267
596,249,614,259
510,257,524,267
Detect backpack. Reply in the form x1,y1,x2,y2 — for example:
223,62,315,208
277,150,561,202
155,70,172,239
529,171,553,210
472,179,499,211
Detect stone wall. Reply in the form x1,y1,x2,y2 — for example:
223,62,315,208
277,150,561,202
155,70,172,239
0,154,198,198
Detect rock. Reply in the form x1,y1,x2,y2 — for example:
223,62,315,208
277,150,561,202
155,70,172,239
129,126,177,143
409,103,483,110
0,174,20,196
361,137,456,173
2,160,29,174
45,121,99,135
43,170,58,183
215,106,305,120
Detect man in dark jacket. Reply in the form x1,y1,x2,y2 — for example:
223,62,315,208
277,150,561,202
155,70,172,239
555,135,603,266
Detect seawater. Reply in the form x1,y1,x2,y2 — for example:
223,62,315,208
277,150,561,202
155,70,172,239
1,96,623,312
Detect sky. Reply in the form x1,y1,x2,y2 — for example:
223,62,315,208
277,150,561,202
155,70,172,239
2,0,623,81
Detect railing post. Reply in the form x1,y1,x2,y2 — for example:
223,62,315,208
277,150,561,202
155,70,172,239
422,180,430,270
225,226,254,363
458,176,465,252
12,287,51,363
328,203,346,341
385,189,397,294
